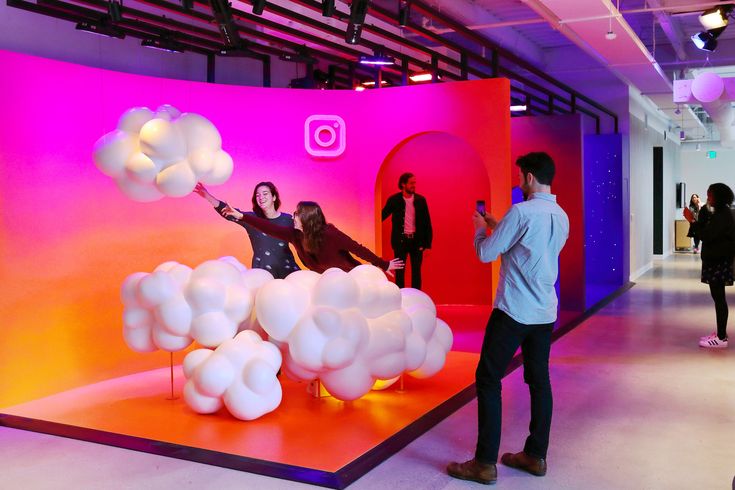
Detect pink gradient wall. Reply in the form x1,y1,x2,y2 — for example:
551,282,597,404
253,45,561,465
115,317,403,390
511,115,585,312
0,50,511,406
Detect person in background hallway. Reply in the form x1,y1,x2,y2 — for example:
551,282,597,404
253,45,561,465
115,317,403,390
684,193,702,253
381,173,432,289
194,182,300,279
697,183,735,349
218,198,404,275
447,152,569,485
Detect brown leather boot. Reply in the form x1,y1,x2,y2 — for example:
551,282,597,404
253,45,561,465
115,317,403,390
500,451,547,476
447,459,497,485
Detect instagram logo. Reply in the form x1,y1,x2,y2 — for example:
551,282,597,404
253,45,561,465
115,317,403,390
304,115,346,157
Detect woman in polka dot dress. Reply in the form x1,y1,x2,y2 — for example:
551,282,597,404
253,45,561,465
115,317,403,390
195,182,300,279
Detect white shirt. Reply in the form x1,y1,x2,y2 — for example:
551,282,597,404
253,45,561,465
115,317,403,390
473,192,569,325
403,195,416,234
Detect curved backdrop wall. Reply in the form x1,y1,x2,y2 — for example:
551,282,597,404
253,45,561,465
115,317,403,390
0,50,511,406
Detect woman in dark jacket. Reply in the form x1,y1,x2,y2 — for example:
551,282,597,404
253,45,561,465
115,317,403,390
684,193,702,253
697,183,735,348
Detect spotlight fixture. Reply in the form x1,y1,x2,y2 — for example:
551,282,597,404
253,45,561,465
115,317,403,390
108,0,122,23
699,5,732,30
691,28,725,51
218,47,258,57
605,30,617,40
322,0,335,17
252,0,265,15
345,0,369,45
358,50,394,65
679,130,686,141
75,20,125,39
141,37,184,53
280,46,317,64
398,0,410,26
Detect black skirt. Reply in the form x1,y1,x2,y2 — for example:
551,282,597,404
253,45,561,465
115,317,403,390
701,259,735,286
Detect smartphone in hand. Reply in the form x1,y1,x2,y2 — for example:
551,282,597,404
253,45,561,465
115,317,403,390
476,200,486,216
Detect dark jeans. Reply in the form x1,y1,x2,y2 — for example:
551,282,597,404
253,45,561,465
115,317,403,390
475,309,554,464
709,282,729,340
393,235,424,289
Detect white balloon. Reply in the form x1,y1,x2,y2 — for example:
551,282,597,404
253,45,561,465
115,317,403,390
93,130,137,178
409,337,447,379
175,112,222,153
139,118,186,167
192,260,242,285
154,262,192,286
123,325,156,352
404,305,437,341
121,272,147,305
320,360,374,401
240,268,275,289
137,271,177,308
186,278,226,313
322,337,356,369
256,280,310,341
243,358,278,395
117,107,154,134
191,311,237,348
155,296,192,336
183,349,212,379
201,150,233,185
349,263,389,283
152,327,192,352
183,381,223,414
400,288,437,316
155,104,181,120
122,307,153,329
224,284,253,323
404,331,428,371
313,268,359,309
285,269,320,290
224,378,281,421
155,160,197,197
115,177,164,202
125,152,159,184
434,318,454,351
195,353,235,398
288,314,328,371
188,148,215,179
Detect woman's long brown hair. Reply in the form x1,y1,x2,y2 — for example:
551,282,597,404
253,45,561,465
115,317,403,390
296,201,326,254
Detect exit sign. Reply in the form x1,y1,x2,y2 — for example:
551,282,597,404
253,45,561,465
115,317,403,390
707,150,717,159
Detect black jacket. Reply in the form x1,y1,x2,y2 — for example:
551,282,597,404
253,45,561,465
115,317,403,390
698,206,735,263
381,193,433,250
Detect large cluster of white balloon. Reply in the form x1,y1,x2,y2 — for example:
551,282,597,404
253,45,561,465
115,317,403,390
256,264,454,401
122,258,453,419
121,257,273,352
93,105,233,201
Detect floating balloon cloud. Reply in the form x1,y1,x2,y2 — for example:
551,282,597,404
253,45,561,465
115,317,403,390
183,330,282,420
255,265,453,401
121,257,273,353
93,105,233,201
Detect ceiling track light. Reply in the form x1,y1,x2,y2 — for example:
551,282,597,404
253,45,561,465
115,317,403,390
108,0,122,23
398,0,410,27
699,5,733,30
358,49,394,65
345,0,369,44
691,26,726,52
141,37,185,53
252,0,265,15
280,46,317,64
76,20,125,39
321,0,335,17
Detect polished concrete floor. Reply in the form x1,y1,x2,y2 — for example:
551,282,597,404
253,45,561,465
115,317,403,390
2,253,734,489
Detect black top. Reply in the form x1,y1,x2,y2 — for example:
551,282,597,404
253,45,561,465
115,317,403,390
213,203,299,279
381,192,433,250
698,206,735,263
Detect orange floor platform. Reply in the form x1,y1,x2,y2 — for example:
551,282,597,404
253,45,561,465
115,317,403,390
0,351,479,489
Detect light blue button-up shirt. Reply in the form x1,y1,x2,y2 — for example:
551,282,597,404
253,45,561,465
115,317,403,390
474,192,569,325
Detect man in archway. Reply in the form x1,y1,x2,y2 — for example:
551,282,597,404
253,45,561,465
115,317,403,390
381,172,432,290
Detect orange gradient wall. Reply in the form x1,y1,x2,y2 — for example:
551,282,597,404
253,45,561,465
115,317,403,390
0,50,511,406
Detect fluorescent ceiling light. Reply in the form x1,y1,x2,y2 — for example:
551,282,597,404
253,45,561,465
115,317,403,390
699,6,731,30
510,105,527,112
409,73,433,82
358,53,395,66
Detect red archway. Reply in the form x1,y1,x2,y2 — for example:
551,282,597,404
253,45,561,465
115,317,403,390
376,132,492,305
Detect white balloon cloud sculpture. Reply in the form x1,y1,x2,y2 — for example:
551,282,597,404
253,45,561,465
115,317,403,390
121,257,273,352
256,265,454,401
183,330,282,420
93,105,233,201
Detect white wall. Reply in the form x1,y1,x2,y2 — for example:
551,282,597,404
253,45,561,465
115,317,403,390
680,146,735,201
628,99,682,280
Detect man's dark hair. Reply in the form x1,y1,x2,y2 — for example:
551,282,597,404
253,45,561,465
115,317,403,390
398,172,414,190
515,152,555,186
707,182,734,211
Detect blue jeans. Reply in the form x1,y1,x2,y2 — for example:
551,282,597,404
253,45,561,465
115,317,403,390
475,309,554,464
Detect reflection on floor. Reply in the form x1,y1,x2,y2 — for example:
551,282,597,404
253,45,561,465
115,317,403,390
2,253,734,489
